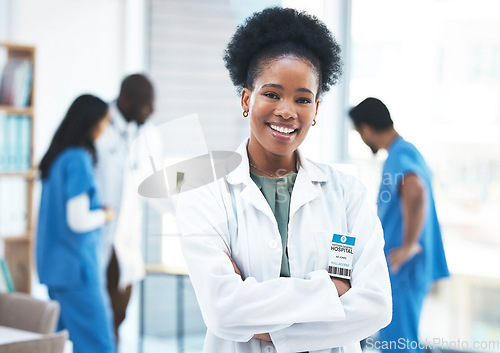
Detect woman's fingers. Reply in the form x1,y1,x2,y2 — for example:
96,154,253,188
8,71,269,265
331,277,351,297
224,250,242,277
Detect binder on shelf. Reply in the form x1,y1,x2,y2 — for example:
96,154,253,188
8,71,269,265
14,60,33,107
0,112,7,171
19,115,31,170
0,266,7,292
0,58,33,107
19,58,33,107
0,115,31,172
7,115,17,171
0,48,6,85
0,258,15,292
0,61,15,105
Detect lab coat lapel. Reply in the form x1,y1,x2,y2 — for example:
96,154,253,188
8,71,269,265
227,140,276,221
240,182,276,220
289,151,327,220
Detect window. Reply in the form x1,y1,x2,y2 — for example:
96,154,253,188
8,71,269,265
349,0,500,343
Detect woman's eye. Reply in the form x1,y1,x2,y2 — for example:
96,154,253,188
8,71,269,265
297,98,312,104
264,92,279,99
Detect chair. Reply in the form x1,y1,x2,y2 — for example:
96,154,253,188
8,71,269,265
0,330,68,353
0,292,60,334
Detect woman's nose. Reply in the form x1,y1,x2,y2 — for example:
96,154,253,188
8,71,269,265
274,99,297,120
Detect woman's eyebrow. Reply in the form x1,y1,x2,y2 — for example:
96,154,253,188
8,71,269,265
261,83,315,96
261,83,283,90
297,87,315,96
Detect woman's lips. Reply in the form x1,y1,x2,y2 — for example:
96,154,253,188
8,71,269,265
267,123,297,141
267,123,297,134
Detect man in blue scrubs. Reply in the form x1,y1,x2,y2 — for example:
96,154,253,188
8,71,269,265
349,98,449,352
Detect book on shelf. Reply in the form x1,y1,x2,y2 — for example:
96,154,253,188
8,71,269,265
0,114,31,172
19,115,31,170
0,57,33,107
0,258,15,292
0,48,6,82
0,269,6,292
0,111,6,171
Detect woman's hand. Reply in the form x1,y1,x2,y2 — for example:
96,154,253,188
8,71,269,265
331,277,351,297
253,333,272,341
223,250,242,278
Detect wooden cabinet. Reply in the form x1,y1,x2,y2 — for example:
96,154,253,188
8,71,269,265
0,43,35,293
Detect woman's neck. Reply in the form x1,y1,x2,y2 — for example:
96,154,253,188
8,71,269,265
247,140,297,177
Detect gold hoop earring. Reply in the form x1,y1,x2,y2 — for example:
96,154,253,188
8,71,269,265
243,111,249,118
312,119,317,126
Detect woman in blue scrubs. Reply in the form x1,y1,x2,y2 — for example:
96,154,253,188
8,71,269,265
37,94,116,353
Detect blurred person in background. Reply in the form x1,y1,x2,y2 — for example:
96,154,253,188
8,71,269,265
349,97,449,353
95,73,154,343
37,94,116,353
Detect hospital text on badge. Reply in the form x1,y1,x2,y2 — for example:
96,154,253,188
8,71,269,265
328,234,356,280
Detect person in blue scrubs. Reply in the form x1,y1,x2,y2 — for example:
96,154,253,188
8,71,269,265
37,94,116,353
349,97,449,352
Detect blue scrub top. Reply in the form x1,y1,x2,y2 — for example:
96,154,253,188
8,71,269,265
36,147,103,287
377,136,449,291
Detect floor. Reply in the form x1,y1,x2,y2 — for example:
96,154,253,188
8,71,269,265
118,275,205,353
120,333,205,353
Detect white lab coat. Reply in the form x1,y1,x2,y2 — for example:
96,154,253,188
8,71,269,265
176,139,392,353
95,102,146,290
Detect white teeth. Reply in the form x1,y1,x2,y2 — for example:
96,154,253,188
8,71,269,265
269,124,295,134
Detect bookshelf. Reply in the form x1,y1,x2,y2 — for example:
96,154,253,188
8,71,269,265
0,42,35,294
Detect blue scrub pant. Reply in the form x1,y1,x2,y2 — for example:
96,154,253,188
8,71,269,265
378,280,427,353
49,283,116,353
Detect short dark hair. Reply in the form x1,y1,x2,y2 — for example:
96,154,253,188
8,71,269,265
39,94,108,179
119,74,154,103
223,7,342,97
348,97,393,131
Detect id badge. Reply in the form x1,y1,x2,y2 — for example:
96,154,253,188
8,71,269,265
328,233,356,279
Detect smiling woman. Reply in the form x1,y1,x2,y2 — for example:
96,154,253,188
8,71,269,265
176,7,392,353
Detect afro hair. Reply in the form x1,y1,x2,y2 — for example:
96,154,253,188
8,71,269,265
224,7,342,96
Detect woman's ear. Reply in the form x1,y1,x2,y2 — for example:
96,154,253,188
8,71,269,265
241,88,251,113
315,99,320,117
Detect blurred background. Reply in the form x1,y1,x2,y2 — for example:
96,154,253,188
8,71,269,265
0,0,499,352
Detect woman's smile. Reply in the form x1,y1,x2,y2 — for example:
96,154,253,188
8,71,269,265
267,122,298,141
